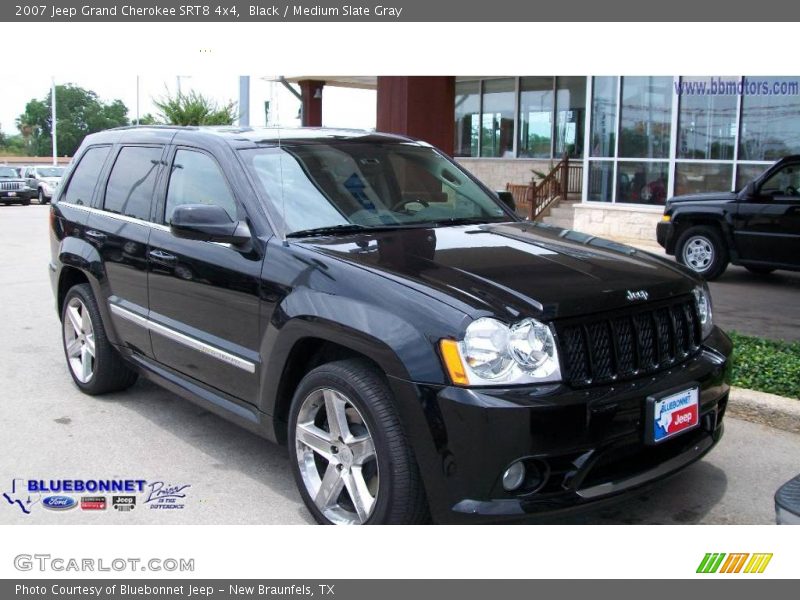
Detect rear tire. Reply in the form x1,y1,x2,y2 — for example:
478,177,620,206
61,283,138,395
676,225,729,280
288,359,428,525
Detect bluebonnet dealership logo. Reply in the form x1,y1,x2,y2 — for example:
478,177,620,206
3,478,188,514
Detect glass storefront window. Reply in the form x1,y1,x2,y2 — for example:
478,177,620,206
619,77,672,159
518,77,553,158
480,78,515,158
590,77,617,158
555,76,586,158
736,163,771,190
587,161,614,202
616,161,669,205
454,81,480,157
739,76,800,161
674,162,733,196
677,77,737,160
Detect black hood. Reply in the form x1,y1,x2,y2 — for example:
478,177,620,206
668,191,738,204
301,222,696,321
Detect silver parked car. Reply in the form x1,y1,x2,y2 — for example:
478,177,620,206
23,165,66,204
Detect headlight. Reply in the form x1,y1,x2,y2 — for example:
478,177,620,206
440,317,561,386
693,285,713,339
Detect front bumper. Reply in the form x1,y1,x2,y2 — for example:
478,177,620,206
0,189,36,201
656,221,676,254
393,327,731,524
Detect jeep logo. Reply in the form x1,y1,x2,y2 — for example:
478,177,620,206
626,289,649,302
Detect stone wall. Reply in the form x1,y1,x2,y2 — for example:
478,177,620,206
456,158,554,190
573,203,664,246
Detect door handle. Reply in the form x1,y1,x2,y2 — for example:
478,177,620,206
148,249,178,265
85,230,107,243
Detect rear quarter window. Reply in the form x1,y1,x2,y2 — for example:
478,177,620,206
60,146,111,206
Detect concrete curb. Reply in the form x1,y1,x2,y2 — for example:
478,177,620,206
728,386,800,433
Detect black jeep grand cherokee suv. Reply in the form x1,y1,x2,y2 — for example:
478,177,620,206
50,126,731,524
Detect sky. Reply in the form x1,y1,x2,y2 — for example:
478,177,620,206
0,74,377,137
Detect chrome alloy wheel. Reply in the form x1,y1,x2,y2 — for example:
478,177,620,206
683,235,714,272
63,297,96,383
295,388,379,525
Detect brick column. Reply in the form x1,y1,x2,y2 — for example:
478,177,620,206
298,79,324,127
376,77,455,155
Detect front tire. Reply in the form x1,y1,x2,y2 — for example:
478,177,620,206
288,359,428,525
676,225,729,280
61,284,138,395
38,189,48,204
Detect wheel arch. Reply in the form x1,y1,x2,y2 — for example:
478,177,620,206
671,209,735,250
55,238,121,346
267,333,394,445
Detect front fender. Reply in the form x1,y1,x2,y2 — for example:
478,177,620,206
259,287,452,416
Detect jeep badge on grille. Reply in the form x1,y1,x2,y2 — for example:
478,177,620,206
626,290,649,301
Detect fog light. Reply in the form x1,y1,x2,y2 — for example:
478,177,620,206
502,461,526,491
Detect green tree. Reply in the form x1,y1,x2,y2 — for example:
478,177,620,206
153,90,237,126
16,84,129,157
137,113,158,126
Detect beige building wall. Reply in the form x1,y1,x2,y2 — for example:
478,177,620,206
456,158,555,191
573,204,663,246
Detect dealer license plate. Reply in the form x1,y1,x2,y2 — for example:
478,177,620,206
647,386,699,444
6,192,16,197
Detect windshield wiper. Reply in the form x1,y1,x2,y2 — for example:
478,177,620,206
286,223,411,238
425,217,499,227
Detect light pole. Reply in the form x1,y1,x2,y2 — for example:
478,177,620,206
136,75,140,126
51,76,57,166
176,75,192,96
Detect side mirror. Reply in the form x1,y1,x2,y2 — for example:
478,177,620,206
170,204,251,246
496,190,516,212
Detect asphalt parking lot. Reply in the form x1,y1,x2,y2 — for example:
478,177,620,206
1,204,798,525
707,265,800,342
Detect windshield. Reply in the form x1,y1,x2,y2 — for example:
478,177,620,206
36,167,65,177
240,142,510,235
0,167,19,178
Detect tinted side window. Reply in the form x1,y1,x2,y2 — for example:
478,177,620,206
104,146,163,220
61,146,111,205
165,149,237,223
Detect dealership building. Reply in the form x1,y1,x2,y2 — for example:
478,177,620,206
285,75,800,243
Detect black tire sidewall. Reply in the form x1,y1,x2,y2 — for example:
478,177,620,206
287,365,400,525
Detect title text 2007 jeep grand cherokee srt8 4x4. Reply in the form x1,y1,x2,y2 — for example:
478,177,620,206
50,126,731,525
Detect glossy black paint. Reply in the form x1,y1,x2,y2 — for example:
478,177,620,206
658,155,800,271
49,126,732,523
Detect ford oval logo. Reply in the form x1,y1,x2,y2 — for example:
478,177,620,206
42,496,77,511
626,289,649,302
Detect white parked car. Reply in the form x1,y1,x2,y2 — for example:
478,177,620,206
23,165,66,204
